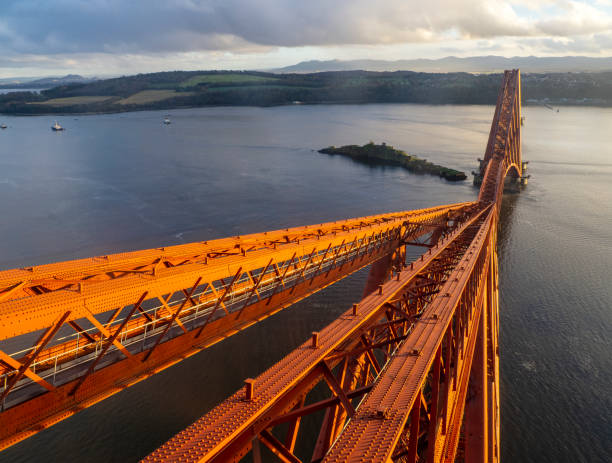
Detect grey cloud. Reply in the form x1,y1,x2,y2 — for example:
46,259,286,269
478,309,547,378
0,0,582,56
2,0,612,72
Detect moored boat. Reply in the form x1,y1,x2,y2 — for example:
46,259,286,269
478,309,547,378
51,121,64,131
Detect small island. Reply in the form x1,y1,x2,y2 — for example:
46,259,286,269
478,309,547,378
318,142,467,181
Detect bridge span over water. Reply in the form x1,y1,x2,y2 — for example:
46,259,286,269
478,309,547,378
0,70,523,462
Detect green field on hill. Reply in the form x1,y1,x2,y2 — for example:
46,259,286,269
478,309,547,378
179,73,279,87
117,90,193,105
35,96,113,106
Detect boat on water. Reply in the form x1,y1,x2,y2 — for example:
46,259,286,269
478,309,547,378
0,124,7,129
163,115,171,125
51,121,65,131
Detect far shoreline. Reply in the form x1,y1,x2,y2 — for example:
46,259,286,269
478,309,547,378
0,101,596,117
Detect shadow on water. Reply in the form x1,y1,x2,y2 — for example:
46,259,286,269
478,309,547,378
317,150,467,184
498,192,520,252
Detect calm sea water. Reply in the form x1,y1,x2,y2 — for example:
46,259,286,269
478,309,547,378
0,104,610,462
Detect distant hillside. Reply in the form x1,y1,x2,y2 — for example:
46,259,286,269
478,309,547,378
0,74,97,89
275,56,612,74
2,69,612,114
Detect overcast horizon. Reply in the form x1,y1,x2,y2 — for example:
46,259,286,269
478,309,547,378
3,0,612,78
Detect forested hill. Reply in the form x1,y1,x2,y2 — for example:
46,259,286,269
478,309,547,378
2,70,612,114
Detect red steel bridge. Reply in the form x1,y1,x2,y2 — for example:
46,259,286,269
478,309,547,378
0,70,523,462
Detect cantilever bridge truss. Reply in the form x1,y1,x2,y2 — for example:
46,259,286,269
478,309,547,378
0,70,523,462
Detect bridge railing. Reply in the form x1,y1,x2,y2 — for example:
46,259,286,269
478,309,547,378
0,202,474,451
142,204,492,463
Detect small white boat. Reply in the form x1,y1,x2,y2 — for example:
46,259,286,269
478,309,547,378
163,117,171,125
51,121,64,131
0,124,7,129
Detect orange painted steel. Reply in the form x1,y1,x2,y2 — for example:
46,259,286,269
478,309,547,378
323,211,498,463
0,202,473,451
142,204,489,463
1,70,520,460
143,69,521,462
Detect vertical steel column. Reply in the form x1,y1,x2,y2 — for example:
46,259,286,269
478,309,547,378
464,273,489,463
489,224,501,463
362,252,394,297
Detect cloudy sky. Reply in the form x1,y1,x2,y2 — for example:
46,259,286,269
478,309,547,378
2,0,612,78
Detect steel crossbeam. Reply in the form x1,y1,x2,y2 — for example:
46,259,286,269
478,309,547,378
141,205,490,463
0,206,466,304
322,210,496,463
0,203,470,451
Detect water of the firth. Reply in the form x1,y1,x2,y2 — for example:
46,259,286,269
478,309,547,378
0,104,610,463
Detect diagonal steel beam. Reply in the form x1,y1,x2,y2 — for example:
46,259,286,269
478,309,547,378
0,311,70,402
70,292,148,395
144,279,201,361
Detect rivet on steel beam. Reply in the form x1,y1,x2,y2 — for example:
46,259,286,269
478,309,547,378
378,285,383,295
311,332,319,348
352,304,358,316
244,378,255,401
376,408,390,420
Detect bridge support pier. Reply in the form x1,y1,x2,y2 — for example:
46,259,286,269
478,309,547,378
362,252,393,297
361,244,407,297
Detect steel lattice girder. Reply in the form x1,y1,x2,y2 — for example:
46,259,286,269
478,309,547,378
322,210,496,463
479,69,522,204
0,202,472,340
0,203,474,451
0,204,472,306
140,205,492,463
